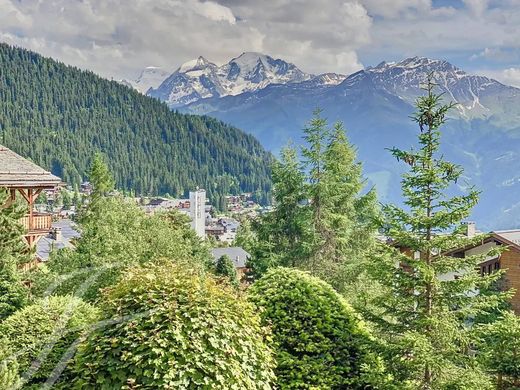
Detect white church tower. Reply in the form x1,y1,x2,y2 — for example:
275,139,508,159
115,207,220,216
189,189,206,238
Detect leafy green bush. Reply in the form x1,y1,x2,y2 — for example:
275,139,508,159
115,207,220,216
0,296,100,388
249,267,388,389
0,340,20,389
72,263,275,389
34,199,212,302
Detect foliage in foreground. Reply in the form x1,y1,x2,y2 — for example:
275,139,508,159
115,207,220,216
72,262,275,389
31,156,212,302
249,267,390,389
0,341,20,389
475,311,520,389
0,296,100,388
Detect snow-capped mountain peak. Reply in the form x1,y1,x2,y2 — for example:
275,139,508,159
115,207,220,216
344,56,512,121
148,52,316,107
178,56,213,73
120,66,171,94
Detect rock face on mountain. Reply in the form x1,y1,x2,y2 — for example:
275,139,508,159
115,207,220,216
147,52,344,107
175,56,520,229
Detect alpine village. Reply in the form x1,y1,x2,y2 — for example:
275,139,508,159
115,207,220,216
1,2,520,390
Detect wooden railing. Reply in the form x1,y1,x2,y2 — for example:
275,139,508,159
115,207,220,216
20,213,52,232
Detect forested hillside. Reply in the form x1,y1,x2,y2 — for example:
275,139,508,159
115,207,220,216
0,44,272,203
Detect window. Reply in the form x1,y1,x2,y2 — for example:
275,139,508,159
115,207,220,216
494,262,500,270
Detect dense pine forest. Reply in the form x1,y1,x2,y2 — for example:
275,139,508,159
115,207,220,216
0,44,272,203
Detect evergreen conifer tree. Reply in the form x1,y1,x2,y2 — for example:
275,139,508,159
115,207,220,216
0,190,29,320
250,111,378,292
476,311,520,388
368,77,505,389
312,122,379,290
250,145,311,277
88,153,115,201
215,255,239,288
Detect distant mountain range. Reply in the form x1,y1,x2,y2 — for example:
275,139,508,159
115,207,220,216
130,53,520,229
123,52,345,107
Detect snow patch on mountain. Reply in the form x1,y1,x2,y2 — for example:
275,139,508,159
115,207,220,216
353,56,514,121
121,66,171,94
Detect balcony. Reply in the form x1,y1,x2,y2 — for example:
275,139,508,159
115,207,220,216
20,213,52,233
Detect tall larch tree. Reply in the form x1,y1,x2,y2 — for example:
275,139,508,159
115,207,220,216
88,152,115,202
249,111,379,291
313,122,379,291
249,145,311,278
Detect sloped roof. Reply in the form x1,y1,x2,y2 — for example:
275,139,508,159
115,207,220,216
443,232,520,256
36,219,80,261
0,145,61,188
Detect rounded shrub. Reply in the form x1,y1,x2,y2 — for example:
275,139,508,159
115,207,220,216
0,296,100,388
72,263,275,389
249,267,386,389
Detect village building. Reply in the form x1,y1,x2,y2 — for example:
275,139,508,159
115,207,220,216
36,219,79,262
395,222,520,314
189,189,206,238
211,246,251,280
446,228,520,314
0,145,61,252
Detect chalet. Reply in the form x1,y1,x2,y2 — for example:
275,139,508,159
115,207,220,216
395,223,520,314
205,225,225,238
451,229,520,314
0,145,61,251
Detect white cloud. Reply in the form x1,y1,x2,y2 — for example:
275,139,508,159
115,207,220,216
359,0,432,18
0,0,519,83
481,68,520,88
188,1,236,24
463,0,489,17
0,0,372,78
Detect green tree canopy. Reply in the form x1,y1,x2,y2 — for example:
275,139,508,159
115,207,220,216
214,255,239,288
475,311,520,389
0,189,29,320
248,267,389,389
0,295,100,388
0,341,20,389
72,263,275,389
35,197,211,302
249,110,379,293
88,153,114,201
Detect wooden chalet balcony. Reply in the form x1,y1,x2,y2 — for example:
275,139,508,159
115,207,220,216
20,213,52,233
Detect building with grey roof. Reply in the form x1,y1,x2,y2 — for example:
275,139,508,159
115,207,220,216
211,247,251,269
36,219,80,261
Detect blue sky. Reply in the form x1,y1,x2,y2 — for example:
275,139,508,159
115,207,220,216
0,0,519,86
